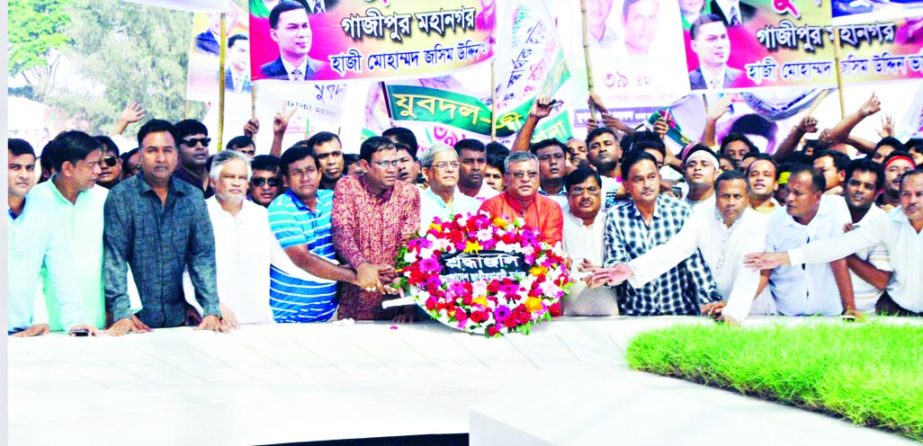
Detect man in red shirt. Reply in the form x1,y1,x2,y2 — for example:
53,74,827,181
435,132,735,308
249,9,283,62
480,151,564,245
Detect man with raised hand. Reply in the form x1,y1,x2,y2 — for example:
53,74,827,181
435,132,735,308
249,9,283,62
746,169,923,316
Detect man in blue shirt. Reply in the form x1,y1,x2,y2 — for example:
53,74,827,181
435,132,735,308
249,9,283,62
8,138,97,336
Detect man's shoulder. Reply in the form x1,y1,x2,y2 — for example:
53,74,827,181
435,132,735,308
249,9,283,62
260,58,286,77
106,175,141,201
535,194,563,213
726,66,744,83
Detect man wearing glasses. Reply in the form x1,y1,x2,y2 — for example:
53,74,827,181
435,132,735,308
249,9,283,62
332,136,420,322
173,119,214,198
479,151,564,245
418,144,481,233
94,135,123,189
249,154,283,207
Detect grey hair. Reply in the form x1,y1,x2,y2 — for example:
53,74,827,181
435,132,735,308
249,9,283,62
504,151,538,173
419,143,456,168
209,150,252,182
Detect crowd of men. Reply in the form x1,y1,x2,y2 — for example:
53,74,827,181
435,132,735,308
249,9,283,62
8,93,923,336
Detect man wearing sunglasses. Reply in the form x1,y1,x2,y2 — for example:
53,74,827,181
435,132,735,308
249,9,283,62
94,135,123,189
173,119,214,198
249,154,284,207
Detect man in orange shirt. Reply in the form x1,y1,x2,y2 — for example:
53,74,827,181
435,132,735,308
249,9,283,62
479,151,564,245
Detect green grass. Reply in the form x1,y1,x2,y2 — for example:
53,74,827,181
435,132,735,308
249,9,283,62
626,322,923,441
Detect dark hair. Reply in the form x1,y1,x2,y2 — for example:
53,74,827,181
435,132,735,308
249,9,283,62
174,119,208,142
876,136,905,152
382,127,418,158
564,166,602,193
884,150,917,168
305,131,341,151
486,141,510,158
359,136,396,162
900,168,923,191
715,169,749,193
720,133,759,156
50,131,102,171
813,150,850,172
486,152,506,174
905,138,923,152
690,13,724,40
789,163,826,193
728,114,777,142
228,33,248,48
251,154,280,172
137,119,180,148
682,144,716,164
9,138,35,157
343,153,361,172
717,154,737,171
746,153,780,180
269,0,307,29
95,135,120,156
802,138,829,155
287,140,312,152
279,146,318,176
529,138,567,155
226,135,254,151
621,149,658,179
845,158,884,191
454,138,486,155
586,127,617,146
624,131,665,158
120,148,139,166
40,141,56,174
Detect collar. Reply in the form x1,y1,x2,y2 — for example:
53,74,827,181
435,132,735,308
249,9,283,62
502,190,537,214
280,57,309,79
137,174,183,197
360,175,394,201
629,194,668,222
701,66,728,88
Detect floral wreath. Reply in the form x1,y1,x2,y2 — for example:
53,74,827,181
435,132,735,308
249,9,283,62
395,211,570,337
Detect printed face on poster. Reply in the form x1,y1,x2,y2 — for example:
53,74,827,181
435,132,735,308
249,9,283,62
187,0,251,102
248,0,495,82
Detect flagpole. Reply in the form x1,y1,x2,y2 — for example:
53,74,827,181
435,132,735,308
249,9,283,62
490,58,498,141
217,12,227,152
832,27,847,119
580,0,598,121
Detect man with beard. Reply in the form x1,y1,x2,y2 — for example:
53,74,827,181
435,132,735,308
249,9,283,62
878,151,916,211
682,145,719,212
586,150,722,315
586,127,623,203
305,132,345,190
595,170,769,323
746,154,781,214
454,139,499,202
746,169,923,316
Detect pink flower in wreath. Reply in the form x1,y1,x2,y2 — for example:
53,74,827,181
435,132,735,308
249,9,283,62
498,282,520,296
419,257,442,274
493,305,511,323
409,237,433,251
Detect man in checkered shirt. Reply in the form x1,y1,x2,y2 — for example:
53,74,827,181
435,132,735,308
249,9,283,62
587,150,722,315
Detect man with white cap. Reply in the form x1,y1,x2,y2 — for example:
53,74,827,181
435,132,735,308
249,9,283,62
682,144,720,212
594,170,769,323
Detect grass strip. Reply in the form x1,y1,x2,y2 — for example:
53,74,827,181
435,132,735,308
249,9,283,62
626,322,923,441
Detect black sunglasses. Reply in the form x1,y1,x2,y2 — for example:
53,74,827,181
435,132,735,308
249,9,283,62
181,137,211,147
99,156,118,167
251,177,281,187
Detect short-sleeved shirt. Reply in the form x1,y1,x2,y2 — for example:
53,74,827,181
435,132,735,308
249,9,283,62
268,189,337,323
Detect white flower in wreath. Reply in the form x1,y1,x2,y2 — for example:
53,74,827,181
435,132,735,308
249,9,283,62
494,241,515,252
472,280,488,297
418,248,435,260
429,236,452,252
476,228,494,242
520,245,535,258
403,252,418,263
538,281,561,298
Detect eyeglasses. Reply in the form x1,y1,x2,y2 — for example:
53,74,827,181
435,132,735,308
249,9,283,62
181,137,211,147
99,156,118,167
251,177,281,187
569,186,601,196
511,171,539,179
371,159,400,168
432,161,460,170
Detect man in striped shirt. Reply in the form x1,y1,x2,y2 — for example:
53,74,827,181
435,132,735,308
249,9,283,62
268,146,361,322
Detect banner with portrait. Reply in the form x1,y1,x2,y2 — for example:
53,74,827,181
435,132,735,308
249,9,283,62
187,0,250,102
248,0,496,82
836,15,923,84
683,0,836,91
